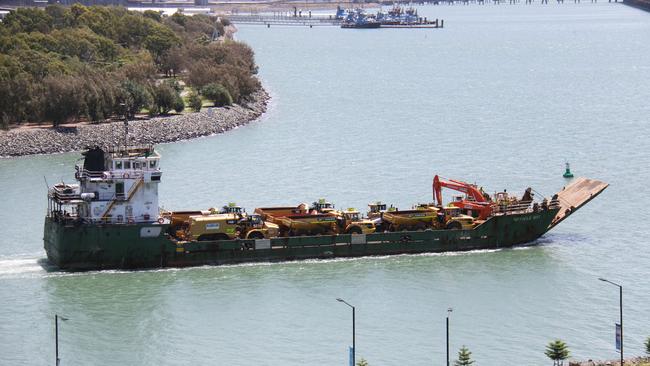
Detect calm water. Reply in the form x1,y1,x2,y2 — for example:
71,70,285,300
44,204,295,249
1,3,649,365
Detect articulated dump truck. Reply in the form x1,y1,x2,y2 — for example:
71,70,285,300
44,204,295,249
255,201,376,236
164,205,279,241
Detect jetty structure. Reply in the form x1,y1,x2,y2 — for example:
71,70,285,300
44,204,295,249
224,6,443,28
44,144,608,270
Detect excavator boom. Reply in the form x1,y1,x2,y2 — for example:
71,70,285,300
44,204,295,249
433,175,493,219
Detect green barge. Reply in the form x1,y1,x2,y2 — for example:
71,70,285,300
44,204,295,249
43,146,608,271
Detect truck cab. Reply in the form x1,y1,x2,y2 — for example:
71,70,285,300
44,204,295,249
443,207,475,230
340,208,376,234
310,199,337,214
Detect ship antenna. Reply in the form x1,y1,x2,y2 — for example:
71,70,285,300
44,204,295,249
121,103,129,153
43,176,50,189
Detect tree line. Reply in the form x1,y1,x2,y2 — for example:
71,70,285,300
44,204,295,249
0,5,260,128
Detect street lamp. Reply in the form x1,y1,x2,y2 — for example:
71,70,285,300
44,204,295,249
55,314,69,366
599,278,623,366
337,298,355,365
446,308,453,366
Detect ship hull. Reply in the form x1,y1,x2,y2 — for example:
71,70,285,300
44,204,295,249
44,209,558,271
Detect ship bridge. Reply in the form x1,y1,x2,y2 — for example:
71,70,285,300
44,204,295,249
48,146,163,225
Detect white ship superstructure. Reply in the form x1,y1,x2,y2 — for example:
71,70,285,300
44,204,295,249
47,146,162,224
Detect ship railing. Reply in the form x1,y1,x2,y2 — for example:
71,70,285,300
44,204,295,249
104,144,155,156
75,168,105,179
491,199,560,216
77,168,146,180
49,190,81,202
492,201,534,215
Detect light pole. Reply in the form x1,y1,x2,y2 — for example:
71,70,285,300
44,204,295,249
599,278,623,366
337,298,355,365
446,308,453,366
55,314,69,366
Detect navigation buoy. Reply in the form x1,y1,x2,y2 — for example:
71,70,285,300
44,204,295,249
563,162,574,178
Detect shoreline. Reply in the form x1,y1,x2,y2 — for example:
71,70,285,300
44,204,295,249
0,88,269,158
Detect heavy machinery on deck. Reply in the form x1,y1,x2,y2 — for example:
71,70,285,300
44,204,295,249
43,145,609,270
433,175,494,220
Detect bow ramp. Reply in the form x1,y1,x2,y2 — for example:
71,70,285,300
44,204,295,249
549,177,609,230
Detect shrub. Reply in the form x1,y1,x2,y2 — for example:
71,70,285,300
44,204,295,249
173,93,184,113
188,91,202,112
201,83,232,107
645,336,650,355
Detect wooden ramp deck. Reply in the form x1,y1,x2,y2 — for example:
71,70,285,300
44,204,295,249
548,177,609,230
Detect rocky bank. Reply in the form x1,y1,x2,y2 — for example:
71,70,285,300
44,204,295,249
0,89,269,157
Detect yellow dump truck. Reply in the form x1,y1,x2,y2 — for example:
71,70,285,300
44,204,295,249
340,208,376,234
382,208,440,231
173,212,279,241
275,214,339,236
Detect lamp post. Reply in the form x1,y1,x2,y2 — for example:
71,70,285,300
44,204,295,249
599,278,623,366
55,314,69,366
337,298,355,365
446,308,453,366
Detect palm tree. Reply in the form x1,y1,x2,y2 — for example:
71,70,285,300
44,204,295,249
454,345,475,366
545,340,570,366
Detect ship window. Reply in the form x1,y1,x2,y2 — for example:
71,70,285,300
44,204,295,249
134,162,141,169
124,161,131,169
115,161,123,170
116,182,124,198
149,160,156,168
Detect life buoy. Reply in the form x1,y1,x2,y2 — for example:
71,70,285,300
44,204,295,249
123,172,130,179
157,218,165,224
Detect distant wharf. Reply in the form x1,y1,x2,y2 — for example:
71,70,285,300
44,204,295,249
227,13,342,26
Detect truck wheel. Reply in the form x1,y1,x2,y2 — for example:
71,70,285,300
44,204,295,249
248,231,264,239
446,221,462,230
346,226,362,235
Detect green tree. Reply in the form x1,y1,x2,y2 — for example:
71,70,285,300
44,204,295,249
545,340,570,366
187,91,202,112
143,10,162,23
118,80,152,119
356,359,369,366
153,83,182,115
454,346,475,366
201,83,232,107
645,336,650,355
144,25,179,65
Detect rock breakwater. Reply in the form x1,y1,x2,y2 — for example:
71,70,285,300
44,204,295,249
0,89,269,157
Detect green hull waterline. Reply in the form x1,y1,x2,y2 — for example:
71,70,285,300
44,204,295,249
44,209,559,271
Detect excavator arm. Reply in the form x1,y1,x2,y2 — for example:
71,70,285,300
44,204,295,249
433,175,487,205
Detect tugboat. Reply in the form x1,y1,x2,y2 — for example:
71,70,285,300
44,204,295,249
340,9,381,29
44,144,608,271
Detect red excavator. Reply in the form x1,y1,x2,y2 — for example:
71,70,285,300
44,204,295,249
432,175,494,220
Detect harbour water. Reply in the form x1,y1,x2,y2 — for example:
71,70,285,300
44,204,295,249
1,3,650,365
